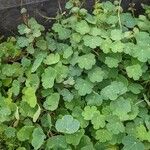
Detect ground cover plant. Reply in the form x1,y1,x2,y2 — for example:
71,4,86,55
0,0,150,149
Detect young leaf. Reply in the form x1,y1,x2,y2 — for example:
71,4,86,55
82,106,98,120
91,112,106,129
22,86,37,108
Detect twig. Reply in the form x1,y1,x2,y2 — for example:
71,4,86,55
118,0,122,30
0,35,4,40
58,0,62,14
143,94,150,107
134,100,144,106
36,10,57,21
92,49,99,56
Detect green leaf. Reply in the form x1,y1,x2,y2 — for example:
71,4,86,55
52,23,71,40
65,129,85,146
19,101,37,118
105,56,121,68
72,106,89,128
43,93,60,111
122,136,144,150
75,78,94,96
26,74,40,90
22,86,37,108
75,20,90,35
91,112,106,129
100,38,112,53
95,129,113,142
83,35,102,48
126,64,142,80
135,31,150,45
0,106,11,123
77,53,96,70
17,126,34,141
2,63,22,77
16,147,26,150
128,83,143,94
33,105,41,122
54,62,69,83
55,115,80,134
82,106,98,120
121,13,136,28
76,135,94,149
71,33,82,43
85,92,103,106
111,41,124,53
60,89,74,102
90,27,103,36
65,1,73,9
110,29,123,41
1,2,150,149
46,35,57,51
36,39,47,50
31,52,46,73
110,97,132,121
41,67,57,89
85,14,97,24
106,116,125,134
18,24,31,35
88,67,105,83
4,127,16,138
31,127,46,150
46,135,67,149
11,80,20,96
135,125,149,141
41,114,52,128
17,37,29,48
133,45,150,62
63,46,73,59
133,32,150,62
101,81,127,100
28,18,44,37
21,57,31,67
44,53,60,65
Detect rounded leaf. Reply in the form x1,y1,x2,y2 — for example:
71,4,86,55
55,115,80,134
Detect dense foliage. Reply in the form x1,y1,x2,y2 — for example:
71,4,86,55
0,1,150,149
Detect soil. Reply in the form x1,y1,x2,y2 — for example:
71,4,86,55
0,0,149,36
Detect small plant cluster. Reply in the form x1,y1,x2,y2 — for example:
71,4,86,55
0,0,150,149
